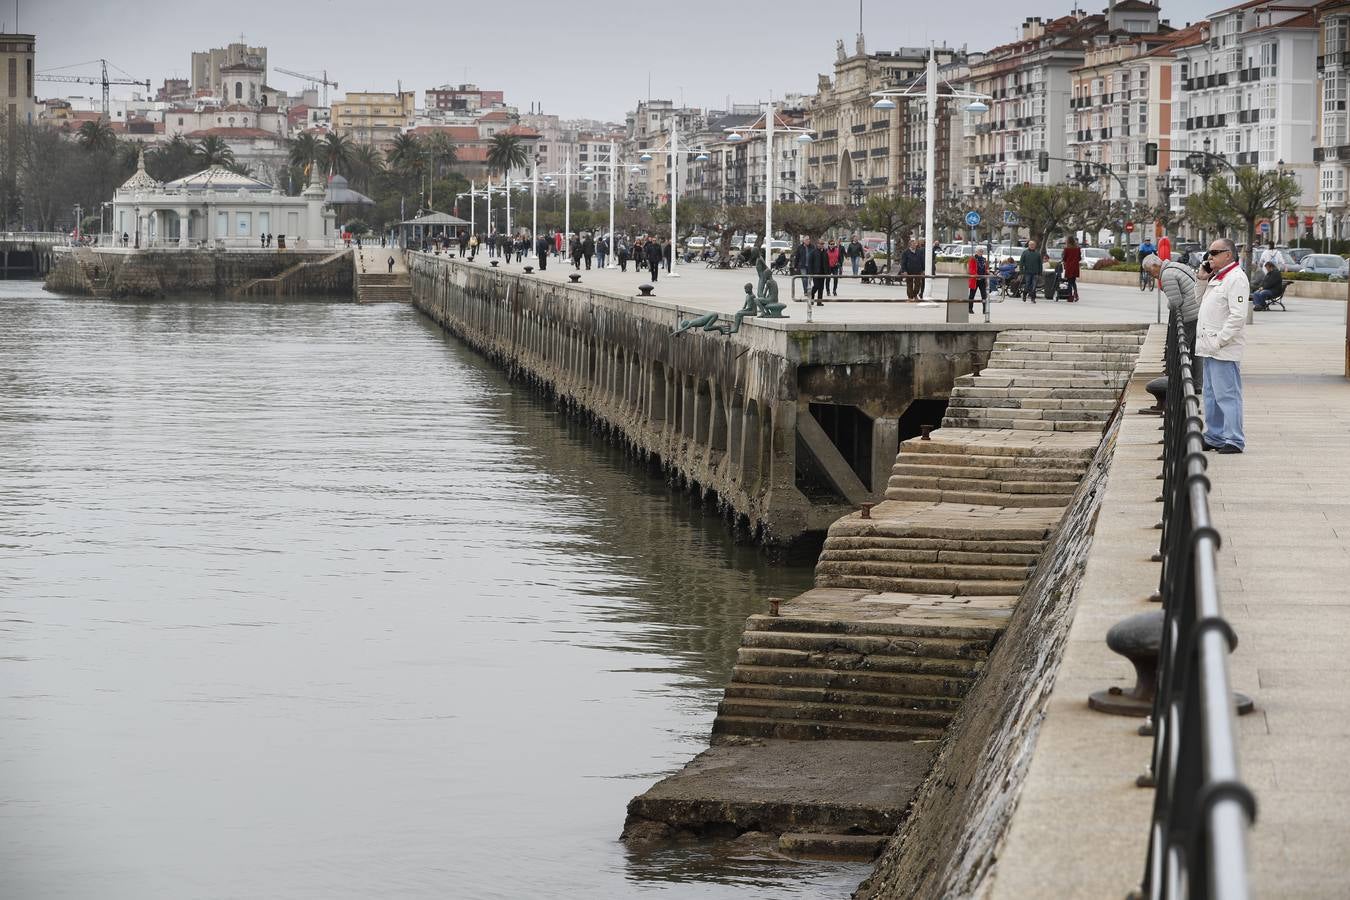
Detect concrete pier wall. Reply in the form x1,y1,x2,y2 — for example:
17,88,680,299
44,247,353,299
409,253,1000,543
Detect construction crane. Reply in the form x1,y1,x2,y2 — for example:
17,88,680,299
272,67,338,108
36,59,150,119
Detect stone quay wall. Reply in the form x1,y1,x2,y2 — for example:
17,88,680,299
408,253,1001,544
44,247,353,299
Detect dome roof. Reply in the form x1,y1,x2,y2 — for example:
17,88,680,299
118,149,162,194
163,165,273,192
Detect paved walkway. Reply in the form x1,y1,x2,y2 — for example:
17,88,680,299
991,305,1350,898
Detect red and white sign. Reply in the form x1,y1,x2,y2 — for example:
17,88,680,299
1124,221,1135,233
1287,215,1298,228
1305,216,1316,228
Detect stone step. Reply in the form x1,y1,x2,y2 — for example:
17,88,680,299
979,357,1136,372
717,697,955,729
986,349,1140,365
944,396,1117,412
996,330,1145,345
939,416,1104,434
887,474,1076,495
730,663,974,698
711,714,946,743
818,547,1040,567
901,438,1097,460
778,833,889,860
941,405,1111,422
820,534,1049,555
745,614,1003,642
740,628,994,660
890,462,1085,482
736,645,986,677
955,372,1129,390
892,451,1090,471
725,681,965,711
814,559,1033,582
811,573,1029,595
882,486,1074,506
992,339,1143,354
952,385,1122,401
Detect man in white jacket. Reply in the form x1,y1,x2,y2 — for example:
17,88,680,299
1194,238,1248,454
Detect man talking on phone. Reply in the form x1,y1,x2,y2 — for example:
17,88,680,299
1194,238,1248,454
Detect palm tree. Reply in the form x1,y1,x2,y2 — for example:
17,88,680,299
321,132,353,177
194,135,235,168
288,132,320,171
387,132,423,175
76,119,117,155
348,144,384,193
149,134,198,181
486,133,528,182
423,132,457,181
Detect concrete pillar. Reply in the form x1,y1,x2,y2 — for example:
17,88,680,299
178,207,190,248
766,401,798,491
870,416,901,498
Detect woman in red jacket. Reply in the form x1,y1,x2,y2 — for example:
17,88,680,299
967,246,988,314
1061,235,1082,302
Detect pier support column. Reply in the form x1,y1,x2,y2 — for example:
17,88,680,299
870,417,901,498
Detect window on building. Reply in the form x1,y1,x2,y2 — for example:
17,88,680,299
177,117,183,126
6,59,13,98
1260,42,1277,78
235,82,242,100
1324,70,1347,144
1330,17,1350,55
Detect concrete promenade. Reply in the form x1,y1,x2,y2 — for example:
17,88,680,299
447,251,1173,327
990,301,1350,897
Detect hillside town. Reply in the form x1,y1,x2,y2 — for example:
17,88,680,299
3,0,1346,259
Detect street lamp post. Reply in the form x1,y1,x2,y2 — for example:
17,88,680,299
872,46,992,301
724,103,814,261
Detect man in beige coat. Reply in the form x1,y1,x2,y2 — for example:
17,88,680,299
1194,238,1248,454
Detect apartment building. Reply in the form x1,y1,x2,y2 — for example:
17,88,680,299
1315,0,1350,238
0,32,36,135
1167,0,1317,235
332,90,415,150
426,84,505,113
964,5,1170,191
190,43,267,97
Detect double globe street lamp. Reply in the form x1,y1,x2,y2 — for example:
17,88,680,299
724,104,815,260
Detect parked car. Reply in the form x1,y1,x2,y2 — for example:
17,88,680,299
767,239,792,256
684,235,708,252
1044,247,1064,264
993,245,1023,263
1081,247,1115,269
1295,253,1348,279
1284,246,1314,264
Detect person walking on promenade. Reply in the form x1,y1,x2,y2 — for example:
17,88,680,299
387,254,395,274
1019,240,1042,302
1142,251,1202,395
804,237,828,304
792,236,816,296
645,235,664,281
1194,238,1248,454
457,230,468,257
663,238,672,273
469,232,479,260
1061,235,1082,302
617,238,630,272
554,230,564,258
846,235,864,276
581,233,595,270
826,239,842,296
900,239,925,299
967,246,989,314
536,232,550,271
596,235,608,269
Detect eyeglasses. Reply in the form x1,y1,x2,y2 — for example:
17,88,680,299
1206,247,1231,257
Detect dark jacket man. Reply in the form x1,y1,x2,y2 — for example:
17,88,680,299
645,237,664,280
900,244,926,274
536,234,551,270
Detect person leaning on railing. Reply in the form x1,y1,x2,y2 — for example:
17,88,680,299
1194,238,1248,454
1143,252,1201,395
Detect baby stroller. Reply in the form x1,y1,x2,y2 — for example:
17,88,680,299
1043,269,1074,301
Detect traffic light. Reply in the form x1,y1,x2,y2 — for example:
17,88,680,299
1144,142,1159,166
1038,151,1049,173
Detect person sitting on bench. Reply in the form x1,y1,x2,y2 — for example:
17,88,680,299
860,253,879,284
1252,261,1282,311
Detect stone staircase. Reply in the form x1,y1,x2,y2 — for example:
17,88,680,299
711,328,1144,744
356,270,412,303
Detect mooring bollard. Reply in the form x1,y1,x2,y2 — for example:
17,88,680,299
523,266,534,274
768,597,782,617
1089,610,1165,717
920,424,932,441
569,273,581,283
859,502,873,520
638,284,654,296
489,259,499,267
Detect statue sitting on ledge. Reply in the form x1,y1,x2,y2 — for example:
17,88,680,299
671,311,723,335
754,253,787,318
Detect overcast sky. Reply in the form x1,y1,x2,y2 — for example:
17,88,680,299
28,0,1220,121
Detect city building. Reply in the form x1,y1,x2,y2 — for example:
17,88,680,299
426,84,505,113
111,150,335,247
157,78,190,103
803,38,972,205
964,6,1171,192
1066,24,1196,206
622,100,708,205
1167,0,1317,241
0,32,37,136
190,42,267,98
1313,0,1350,239
331,90,416,150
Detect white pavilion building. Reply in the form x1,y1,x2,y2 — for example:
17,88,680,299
111,152,337,249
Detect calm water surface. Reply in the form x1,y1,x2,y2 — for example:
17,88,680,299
0,283,868,899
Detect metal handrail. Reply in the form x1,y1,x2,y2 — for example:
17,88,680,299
1140,311,1256,899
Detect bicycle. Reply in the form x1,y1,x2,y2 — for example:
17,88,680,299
1139,268,1156,291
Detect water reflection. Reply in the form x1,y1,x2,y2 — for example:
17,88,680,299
0,286,865,899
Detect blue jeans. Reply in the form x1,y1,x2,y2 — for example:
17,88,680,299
1252,288,1275,308
1201,357,1244,451
850,257,860,275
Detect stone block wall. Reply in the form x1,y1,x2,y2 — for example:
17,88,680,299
44,248,352,299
